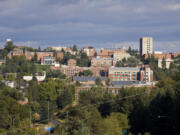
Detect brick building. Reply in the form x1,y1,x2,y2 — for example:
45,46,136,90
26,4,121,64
36,52,54,61
60,66,83,77
83,67,109,77
109,67,153,82
140,68,154,82
144,53,172,59
97,49,113,58
51,59,81,77
7,48,54,62
7,48,35,60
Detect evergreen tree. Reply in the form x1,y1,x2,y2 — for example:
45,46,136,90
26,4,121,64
162,57,166,70
72,44,78,52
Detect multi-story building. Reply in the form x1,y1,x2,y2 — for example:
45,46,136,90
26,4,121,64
7,48,54,62
8,48,25,58
91,57,113,67
140,68,154,82
41,56,56,65
83,67,109,77
7,48,35,60
59,66,83,77
140,37,153,56
109,67,153,82
36,52,54,61
144,53,171,59
51,59,79,77
97,49,115,58
82,46,96,58
109,67,140,81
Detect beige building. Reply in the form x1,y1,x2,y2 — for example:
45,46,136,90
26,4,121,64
158,58,173,69
113,48,131,65
91,57,113,67
140,37,153,56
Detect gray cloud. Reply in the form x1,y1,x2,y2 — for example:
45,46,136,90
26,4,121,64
0,0,179,51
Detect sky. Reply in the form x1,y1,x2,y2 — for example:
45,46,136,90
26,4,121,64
0,0,180,51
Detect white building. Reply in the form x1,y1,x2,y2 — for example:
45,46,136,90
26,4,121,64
50,46,67,51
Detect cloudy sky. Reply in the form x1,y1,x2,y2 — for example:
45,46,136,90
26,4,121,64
0,0,179,51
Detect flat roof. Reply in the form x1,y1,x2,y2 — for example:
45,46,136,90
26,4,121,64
109,67,140,71
73,76,105,82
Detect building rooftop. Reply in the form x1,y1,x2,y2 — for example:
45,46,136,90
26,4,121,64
73,76,105,82
109,67,140,71
112,81,139,86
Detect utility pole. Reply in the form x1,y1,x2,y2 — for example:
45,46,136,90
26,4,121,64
48,101,49,124
30,109,31,128
66,111,69,121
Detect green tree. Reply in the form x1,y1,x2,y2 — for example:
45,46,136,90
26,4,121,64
105,78,110,86
103,112,130,135
79,70,93,76
161,57,166,70
95,77,102,86
87,108,105,135
32,52,38,63
72,44,78,52
4,40,15,53
57,88,73,109
77,52,90,67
